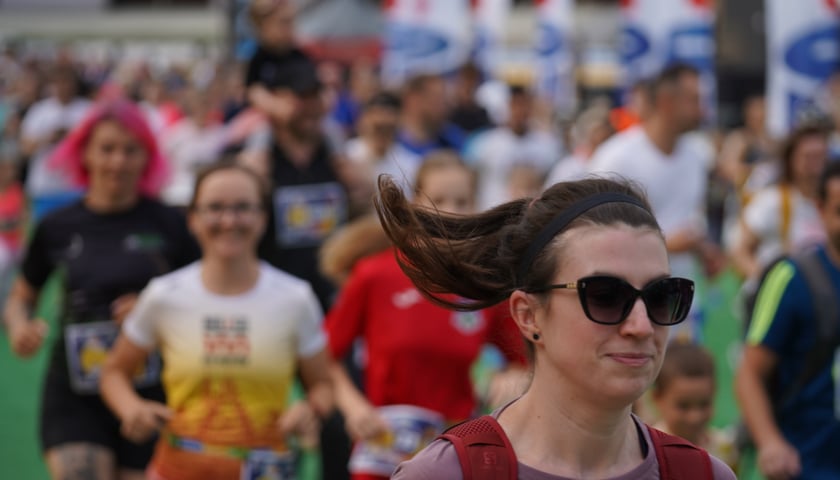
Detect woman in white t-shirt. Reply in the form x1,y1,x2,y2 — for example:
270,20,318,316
730,124,829,286
100,163,332,480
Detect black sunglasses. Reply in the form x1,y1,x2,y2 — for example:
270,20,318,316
529,276,694,326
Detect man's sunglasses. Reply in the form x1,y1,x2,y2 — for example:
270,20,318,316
529,276,694,326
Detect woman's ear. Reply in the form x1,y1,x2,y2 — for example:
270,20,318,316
510,290,541,342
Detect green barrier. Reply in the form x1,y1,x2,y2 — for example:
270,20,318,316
0,274,60,480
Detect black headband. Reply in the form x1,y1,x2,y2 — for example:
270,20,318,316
516,192,650,286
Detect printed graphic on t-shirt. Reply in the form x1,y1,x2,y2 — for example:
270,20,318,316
241,449,297,480
392,288,422,309
203,316,251,365
451,311,485,335
348,405,445,477
65,321,161,394
123,232,166,253
273,182,347,248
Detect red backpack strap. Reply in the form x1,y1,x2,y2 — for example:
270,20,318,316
438,415,518,480
647,425,714,480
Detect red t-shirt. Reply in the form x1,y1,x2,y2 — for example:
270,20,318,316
326,249,526,421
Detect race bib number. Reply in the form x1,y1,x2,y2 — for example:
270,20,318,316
273,183,347,248
348,405,445,477
241,449,297,480
64,321,161,394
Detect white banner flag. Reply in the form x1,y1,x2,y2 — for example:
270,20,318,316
620,0,715,120
472,0,511,77
766,0,840,137
534,0,576,115
620,0,663,85
381,0,473,88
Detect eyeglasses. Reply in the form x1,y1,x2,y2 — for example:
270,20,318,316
194,202,262,220
529,276,694,326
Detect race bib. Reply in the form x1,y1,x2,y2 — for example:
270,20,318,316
348,405,445,477
64,321,161,394
241,449,297,480
273,183,347,248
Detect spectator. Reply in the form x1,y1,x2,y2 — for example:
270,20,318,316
467,85,561,210
653,343,739,470
589,64,717,342
545,104,614,186
245,0,314,123
342,92,411,211
397,74,465,161
718,94,778,251
160,87,228,208
449,62,494,134
332,59,380,137
729,124,828,289
20,64,91,220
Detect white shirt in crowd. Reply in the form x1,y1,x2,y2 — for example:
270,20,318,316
544,151,591,188
740,186,826,272
21,96,91,197
123,261,327,399
344,137,419,197
588,126,713,280
160,119,228,207
467,127,561,211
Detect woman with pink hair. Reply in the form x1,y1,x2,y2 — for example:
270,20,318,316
4,99,199,480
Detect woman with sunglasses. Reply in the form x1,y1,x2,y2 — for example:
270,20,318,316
100,163,332,480
380,176,736,479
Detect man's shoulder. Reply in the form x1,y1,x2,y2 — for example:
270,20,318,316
589,127,646,169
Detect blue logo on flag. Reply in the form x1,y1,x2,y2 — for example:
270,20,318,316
784,25,840,79
536,23,564,57
386,24,450,60
667,24,714,71
620,26,651,65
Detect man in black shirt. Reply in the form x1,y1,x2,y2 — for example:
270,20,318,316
249,55,354,480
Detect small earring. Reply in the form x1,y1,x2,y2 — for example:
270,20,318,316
532,333,540,341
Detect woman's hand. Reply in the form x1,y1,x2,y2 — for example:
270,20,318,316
279,401,321,449
7,317,48,358
757,436,801,480
119,399,172,444
344,399,389,442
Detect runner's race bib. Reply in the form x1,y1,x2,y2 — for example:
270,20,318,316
241,449,297,480
273,183,347,248
64,321,161,394
348,405,445,477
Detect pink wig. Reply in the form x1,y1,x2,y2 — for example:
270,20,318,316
48,99,169,197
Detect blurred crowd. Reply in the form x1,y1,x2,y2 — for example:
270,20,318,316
2,0,840,479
